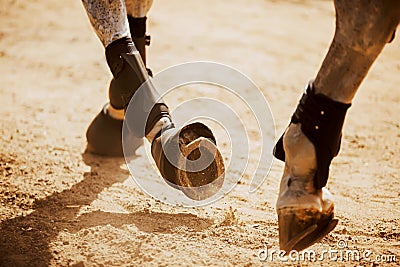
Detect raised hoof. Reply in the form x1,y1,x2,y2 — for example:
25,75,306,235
278,208,338,252
86,106,143,157
151,122,225,201
177,136,225,200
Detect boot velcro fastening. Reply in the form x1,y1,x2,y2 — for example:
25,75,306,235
274,82,351,189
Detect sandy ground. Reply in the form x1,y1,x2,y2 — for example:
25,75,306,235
0,0,399,266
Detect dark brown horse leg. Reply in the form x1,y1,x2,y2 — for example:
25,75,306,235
276,0,400,252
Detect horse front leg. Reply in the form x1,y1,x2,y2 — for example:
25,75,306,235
274,0,400,252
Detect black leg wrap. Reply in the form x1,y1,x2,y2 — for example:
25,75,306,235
105,38,171,138
151,123,217,186
274,82,351,189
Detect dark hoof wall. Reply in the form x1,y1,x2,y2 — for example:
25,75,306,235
278,208,338,252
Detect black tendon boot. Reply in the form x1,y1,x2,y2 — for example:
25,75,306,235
128,16,152,75
273,82,350,252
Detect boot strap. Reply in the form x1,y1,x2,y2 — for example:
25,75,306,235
274,81,351,189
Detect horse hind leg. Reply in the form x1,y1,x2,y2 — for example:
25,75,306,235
275,0,400,252
315,0,400,103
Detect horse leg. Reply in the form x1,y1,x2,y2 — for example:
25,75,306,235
275,0,400,252
82,0,225,200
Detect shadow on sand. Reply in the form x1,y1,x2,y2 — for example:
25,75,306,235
0,152,212,266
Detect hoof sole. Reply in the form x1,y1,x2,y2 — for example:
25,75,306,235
86,107,143,157
177,137,225,200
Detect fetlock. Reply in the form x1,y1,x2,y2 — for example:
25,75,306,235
107,16,153,110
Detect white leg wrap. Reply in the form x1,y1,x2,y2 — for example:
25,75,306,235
82,0,131,47
125,0,153,18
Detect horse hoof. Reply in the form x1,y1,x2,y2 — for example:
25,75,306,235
86,105,143,157
278,207,338,252
177,136,225,200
